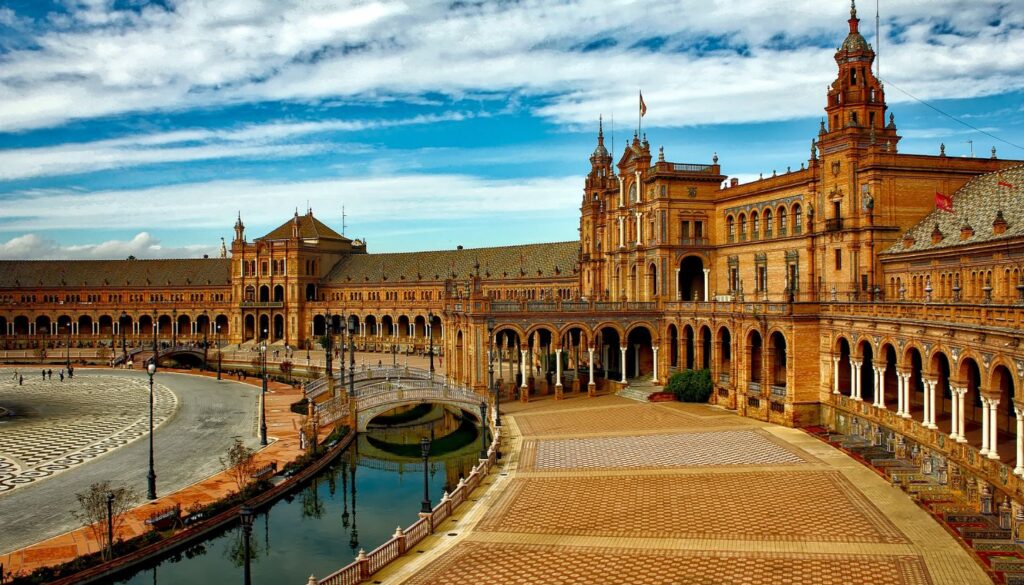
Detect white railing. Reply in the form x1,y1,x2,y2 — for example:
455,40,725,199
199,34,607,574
303,376,330,400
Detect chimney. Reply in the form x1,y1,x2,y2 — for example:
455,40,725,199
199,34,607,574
993,210,1008,235
931,223,943,244
960,224,974,240
902,232,915,249
730,178,739,188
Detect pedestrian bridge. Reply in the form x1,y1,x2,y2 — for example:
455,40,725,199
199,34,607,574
313,376,485,432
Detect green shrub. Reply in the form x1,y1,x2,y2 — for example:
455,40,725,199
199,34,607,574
666,369,713,403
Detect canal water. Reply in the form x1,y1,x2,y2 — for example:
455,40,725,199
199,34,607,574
116,405,482,584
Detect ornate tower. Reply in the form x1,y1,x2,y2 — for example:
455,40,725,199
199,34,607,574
234,212,246,243
581,117,612,299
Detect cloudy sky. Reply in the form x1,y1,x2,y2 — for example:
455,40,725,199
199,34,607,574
1,0,1022,259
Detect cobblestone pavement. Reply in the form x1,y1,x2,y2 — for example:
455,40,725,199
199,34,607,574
373,393,992,585
0,369,177,492
522,429,810,471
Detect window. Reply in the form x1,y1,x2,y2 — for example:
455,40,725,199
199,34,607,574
751,212,760,239
757,266,767,292
764,209,773,237
727,216,735,242
778,207,787,235
793,204,802,234
629,182,638,204
739,214,747,241
834,249,842,270
729,268,739,292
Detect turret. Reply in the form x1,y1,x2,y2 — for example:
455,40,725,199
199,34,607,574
234,212,245,243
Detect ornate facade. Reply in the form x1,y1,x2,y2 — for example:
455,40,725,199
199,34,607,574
3,3,1024,508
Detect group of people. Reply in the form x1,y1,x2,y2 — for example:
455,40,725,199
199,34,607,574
8,366,72,385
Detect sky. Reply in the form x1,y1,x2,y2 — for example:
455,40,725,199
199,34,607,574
0,0,1022,260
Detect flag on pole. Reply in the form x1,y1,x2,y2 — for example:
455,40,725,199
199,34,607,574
935,191,953,212
639,91,647,118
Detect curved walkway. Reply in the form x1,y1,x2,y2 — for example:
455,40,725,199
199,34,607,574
0,369,316,577
373,394,992,584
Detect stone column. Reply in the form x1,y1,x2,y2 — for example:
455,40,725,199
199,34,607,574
949,385,962,441
832,357,841,394
989,398,1001,460
850,359,861,401
675,268,681,301
875,367,886,409
702,268,710,301
620,346,627,383
980,397,991,456
1015,407,1024,476
651,346,659,384
555,348,563,389
635,211,643,246
956,388,968,443
896,373,905,415
520,346,528,389
588,347,596,395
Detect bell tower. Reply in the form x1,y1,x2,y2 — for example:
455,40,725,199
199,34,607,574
820,0,899,151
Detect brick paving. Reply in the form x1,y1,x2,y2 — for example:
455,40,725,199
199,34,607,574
358,393,993,585
403,541,934,585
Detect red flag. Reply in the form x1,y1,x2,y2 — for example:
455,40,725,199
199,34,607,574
639,91,647,118
999,180,1015,188
935,191,953,212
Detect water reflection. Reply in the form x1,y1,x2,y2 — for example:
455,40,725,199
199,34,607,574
116,406,481,584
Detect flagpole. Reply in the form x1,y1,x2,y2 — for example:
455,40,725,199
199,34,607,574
638,89,642,138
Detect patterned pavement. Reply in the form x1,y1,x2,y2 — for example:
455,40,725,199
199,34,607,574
371,394,992,585
522,429,810,471
0,369,177,492
403,541,934,585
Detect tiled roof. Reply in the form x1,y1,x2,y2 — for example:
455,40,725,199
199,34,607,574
260,212,349,242
324,241,580,284
884,164,1024,255
0,258,231,289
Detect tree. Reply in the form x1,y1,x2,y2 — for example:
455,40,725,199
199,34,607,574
665,369,714,403
74,481,137,561
221,439,258,495
279,360,294,384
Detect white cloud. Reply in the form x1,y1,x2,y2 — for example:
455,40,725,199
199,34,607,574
0,0,1020,131
0,111,475,180
0,173,582,233
0,232,218,260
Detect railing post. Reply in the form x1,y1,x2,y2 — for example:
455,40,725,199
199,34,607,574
307,574,317,585
394,525,407,554
357,548,370,580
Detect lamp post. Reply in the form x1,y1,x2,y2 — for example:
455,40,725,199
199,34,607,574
338,312,346,380
119,310,128,365
106,491,115,561
324,310,333,377
201,310,208,368
215,323,222,380
171,309,177,347
479,401,489,460
65,322,71,369
260,330,268,446
427,311,435,378
420,437,432,513
146,362,157,500
348,318,356,398
152,310,158,365
239,505,254,585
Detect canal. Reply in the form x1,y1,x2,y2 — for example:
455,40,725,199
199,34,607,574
116,405,482,584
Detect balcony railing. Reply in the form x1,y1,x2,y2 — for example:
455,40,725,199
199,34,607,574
824,218,843,232
679,237,710,246
240,301,284,309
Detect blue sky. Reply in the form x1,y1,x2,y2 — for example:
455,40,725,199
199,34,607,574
0,0,1022,259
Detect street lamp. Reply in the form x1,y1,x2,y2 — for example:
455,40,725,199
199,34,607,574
427,311,435,378
171,308,177,347
479,401,489,460
239,505,254,585
200,310,208,368
106,491,115,561
348,318,356,398
260,330,268,446
119,310,128,364
420,437,432,513
215,323,222,380
146,362,157,500
324,310,333,377
65,321,71,369
151,310,159,365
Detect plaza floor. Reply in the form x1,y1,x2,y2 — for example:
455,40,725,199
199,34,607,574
373,394,992,585
0,368,316,576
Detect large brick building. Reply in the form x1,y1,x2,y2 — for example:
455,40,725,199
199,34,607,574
3,3,1024,509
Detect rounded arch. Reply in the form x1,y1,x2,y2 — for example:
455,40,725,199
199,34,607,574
625,321,659,341
214,314,229,336
681,324,695,370
992,362,1017,458
879,342,898,407
273,284,285,303
713,325,728,375
836,336,852,396
768,330,787,388
273,314,284,341
35,315,52,336
856,338,875,403
746,329,763,385
259,285,270,302
958,356,984,448
525,323,560,339
834,334,853,354
557,322,592,344
592,321,626,340
678,255,706,301
492,323,527,340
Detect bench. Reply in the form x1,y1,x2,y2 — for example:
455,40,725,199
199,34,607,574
144,504,181,531
250,461,277,481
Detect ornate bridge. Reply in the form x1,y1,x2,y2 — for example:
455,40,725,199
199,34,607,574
313,374,485,432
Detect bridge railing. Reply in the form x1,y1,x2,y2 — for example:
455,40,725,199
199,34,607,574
355,382,482,413
303,376,330,401
315,395,350,426
315,419,501,585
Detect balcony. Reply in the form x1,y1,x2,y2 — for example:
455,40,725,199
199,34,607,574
824,218,843,232
679,237,710,247
240,301,284,309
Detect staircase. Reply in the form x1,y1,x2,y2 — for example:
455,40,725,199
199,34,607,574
616,375,661,402
806,427,1024,584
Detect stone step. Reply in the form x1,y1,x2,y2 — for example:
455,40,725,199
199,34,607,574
945,513,993,524
975,540,1021,554
960,527,1012,540
616,387,654,402
1004,572,1024,585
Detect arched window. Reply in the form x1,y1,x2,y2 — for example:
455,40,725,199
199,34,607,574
629,182,638,204
778,207,788,235
764,209,773,237
751,211,760,239
738,214,747,241
727,216,735,242
792,204,803,234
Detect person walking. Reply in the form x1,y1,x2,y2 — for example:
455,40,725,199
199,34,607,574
59,370,64,382
18,375,23,386
47,368,52,380
41,369,45,380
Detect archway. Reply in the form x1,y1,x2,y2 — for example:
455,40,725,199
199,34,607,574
35,315,51,336
13,315,29,335
258,315,270,340
273,285,285,303
992,364,1017,464
273,314,285,341
700,325,711,370
177,314,191,342
625,326,654,380
382,315,395,338
958,357,983,451
398,315,411,339
858,341,874,404
881,344,898,408
306,283,317,301
454,330,465,383
717,327,731,383
747,330,763,390
98,315,114,336
78,314,94,337
930,351,952,435
312,315,326,337
259,285,270,302
157,314,173,341
667,324,679,368
647,263,657,300
244,315,255,341
492,328,523,393
769,332,787,391
682,325,694,370
678,256,706,301
595,326,623,384
837,338,851,396
215,314,229,338
138,314,154,338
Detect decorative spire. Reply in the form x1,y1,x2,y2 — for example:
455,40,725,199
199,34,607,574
598,114,603,139
811,139,818,160
658,146,664,162
850,0,857,20
220,237,227,258
713,152,719,164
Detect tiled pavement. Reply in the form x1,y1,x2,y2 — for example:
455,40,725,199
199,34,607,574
0,370,177,492
373,394,992,585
